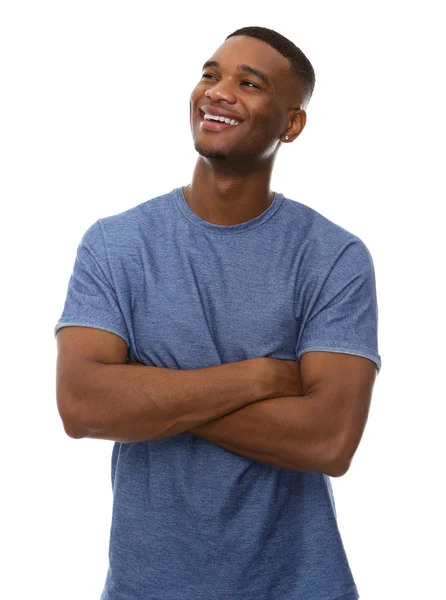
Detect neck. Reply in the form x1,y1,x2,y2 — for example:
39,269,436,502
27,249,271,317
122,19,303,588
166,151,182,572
184,156,275,226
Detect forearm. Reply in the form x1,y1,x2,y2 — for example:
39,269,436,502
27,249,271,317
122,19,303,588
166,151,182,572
189,394,332,474
205,432,299,472
63,358,267,443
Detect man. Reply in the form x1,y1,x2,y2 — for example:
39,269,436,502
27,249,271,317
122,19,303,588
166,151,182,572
55,26,381,600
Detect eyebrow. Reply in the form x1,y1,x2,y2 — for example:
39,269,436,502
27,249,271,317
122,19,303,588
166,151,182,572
202,60,272,88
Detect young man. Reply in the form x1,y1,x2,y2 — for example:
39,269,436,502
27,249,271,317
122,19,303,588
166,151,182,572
55,26,381,600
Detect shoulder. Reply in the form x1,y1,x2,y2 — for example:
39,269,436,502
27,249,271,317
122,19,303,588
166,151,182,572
81,188,179,249
281,194,359,242
281,194,373,269
99,188,177,230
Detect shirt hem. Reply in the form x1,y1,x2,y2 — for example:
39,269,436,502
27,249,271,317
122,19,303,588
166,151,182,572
100,584,359,600
54,321,130,348
297,345,381,373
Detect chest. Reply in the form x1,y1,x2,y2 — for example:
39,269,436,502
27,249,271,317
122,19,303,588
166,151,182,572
127,251,301,367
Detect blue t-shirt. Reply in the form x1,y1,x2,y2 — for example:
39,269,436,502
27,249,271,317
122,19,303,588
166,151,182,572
54,187,381,600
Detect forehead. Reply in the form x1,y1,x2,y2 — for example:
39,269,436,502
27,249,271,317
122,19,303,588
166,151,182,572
206,35,293,89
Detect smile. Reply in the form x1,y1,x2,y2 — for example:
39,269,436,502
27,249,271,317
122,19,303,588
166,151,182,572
202,112,240,126
199,110,241,131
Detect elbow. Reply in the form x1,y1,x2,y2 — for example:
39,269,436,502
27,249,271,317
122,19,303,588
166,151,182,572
64,424,86,439
57,388,110,440
61,415,87,440
323,436,352,478
326,456,351,478
326,425,366,477
57,390,87,439
326,443,354,477
61,416,86,440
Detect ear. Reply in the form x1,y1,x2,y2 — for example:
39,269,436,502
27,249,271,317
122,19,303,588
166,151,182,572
284,109,307,142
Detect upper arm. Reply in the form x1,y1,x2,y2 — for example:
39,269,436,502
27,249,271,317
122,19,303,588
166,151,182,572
295,238,381,475
300,350,377,476
54,220,131,432
56,326,128,432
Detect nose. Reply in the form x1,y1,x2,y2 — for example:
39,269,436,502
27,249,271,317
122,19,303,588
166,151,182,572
205,79,237,104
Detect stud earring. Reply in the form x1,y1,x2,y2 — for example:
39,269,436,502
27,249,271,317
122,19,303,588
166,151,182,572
285,135,289,140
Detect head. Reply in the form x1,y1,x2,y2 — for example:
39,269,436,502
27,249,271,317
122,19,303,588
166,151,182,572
189,26,315,165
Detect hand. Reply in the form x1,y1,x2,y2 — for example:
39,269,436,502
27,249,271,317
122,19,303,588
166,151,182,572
252,357,303,399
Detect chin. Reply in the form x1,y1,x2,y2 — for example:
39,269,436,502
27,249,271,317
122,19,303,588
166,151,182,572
194,142,227,160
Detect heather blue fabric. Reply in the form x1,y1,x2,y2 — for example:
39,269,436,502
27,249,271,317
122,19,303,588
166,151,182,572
54,187,382,600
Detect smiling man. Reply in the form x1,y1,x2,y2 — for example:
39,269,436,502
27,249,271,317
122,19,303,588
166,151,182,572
186,30,308,223
55,26,381,600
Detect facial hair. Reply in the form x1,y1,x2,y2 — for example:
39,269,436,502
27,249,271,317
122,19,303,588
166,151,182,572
194,142,227,160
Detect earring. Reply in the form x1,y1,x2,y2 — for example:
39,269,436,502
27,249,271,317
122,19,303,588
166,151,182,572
285,135,289,140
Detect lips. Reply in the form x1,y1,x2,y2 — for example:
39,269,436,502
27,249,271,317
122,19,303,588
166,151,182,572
199,104,244,122
198,105,244,133
199,116,236,131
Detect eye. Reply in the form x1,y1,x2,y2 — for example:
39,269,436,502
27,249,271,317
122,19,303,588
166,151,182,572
202,73,216,80
241,81,260,89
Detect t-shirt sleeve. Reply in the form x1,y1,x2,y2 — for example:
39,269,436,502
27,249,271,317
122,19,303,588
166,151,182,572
54,219,130,348
296,239,382,373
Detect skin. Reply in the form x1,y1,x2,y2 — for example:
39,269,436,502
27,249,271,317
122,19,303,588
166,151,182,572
184,35,307,225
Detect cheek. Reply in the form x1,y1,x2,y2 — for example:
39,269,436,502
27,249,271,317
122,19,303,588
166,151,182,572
254,109,281,135
244,113,283,147
262,105,286,135
189,86,206,115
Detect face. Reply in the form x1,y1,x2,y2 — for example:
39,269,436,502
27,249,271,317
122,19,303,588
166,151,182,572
189,35,305,163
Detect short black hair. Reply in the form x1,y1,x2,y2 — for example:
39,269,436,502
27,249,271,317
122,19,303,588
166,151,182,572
225,26,315,110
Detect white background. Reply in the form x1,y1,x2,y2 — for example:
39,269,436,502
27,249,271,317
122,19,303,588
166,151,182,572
1,1,444,598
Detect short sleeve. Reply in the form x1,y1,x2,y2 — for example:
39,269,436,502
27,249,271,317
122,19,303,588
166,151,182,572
54,220,130,348
296,239,382,373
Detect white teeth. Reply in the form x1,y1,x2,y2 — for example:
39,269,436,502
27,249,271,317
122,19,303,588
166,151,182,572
203,112,239,126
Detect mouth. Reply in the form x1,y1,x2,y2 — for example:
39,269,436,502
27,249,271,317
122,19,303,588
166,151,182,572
198,110,243,132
